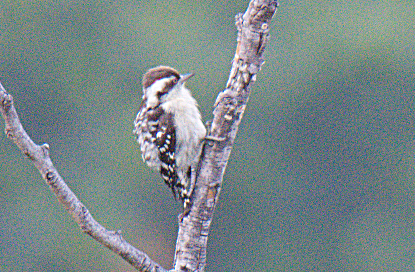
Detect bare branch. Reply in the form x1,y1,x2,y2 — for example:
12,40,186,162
173,0,279,271
1,0,278,271
0,82,166,272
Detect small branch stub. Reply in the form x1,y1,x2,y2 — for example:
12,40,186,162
173,0,278,271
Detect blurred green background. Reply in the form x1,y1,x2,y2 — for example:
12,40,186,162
1,0,414,271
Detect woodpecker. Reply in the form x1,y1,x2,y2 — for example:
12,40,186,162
133,66,206,206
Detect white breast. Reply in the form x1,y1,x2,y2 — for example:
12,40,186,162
161,86,206,168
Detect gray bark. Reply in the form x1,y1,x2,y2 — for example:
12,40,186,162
173,1,278,271
0,82,167,272
0,0,278,271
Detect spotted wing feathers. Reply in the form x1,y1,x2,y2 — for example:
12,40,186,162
134,103,164,167
134,105,184,199
156,112,180,197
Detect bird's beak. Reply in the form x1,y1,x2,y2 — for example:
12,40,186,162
179,73,195,84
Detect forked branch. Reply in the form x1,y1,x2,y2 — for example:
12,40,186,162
0,0,278,271
174,0,278,271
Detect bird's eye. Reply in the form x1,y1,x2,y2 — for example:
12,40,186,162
172,78,178,84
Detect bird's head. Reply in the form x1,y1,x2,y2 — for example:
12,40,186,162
142,66,194,107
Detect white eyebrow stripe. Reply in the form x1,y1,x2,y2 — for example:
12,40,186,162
145,76,175,108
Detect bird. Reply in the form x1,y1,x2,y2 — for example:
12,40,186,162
133,66,206,206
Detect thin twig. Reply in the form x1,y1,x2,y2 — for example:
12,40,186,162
0,82,166,272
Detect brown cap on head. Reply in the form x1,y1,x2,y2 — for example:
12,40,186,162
142,66,180,89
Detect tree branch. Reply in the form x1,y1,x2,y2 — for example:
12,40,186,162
173,0,279,271
0,0,278,271
0,82,166,272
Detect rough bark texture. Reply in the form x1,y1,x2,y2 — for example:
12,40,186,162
0,0,278,271
0,82,166,272
173,1,278,271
